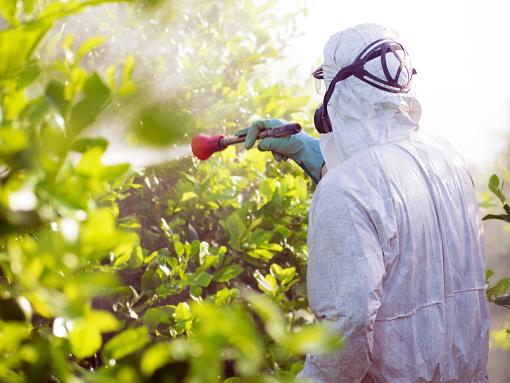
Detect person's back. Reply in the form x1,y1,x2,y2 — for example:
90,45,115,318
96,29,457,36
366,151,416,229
372,133,489,382
304,131,489,383
326,128,490,381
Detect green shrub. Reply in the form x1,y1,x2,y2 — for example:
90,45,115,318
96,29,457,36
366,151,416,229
0,1,340,382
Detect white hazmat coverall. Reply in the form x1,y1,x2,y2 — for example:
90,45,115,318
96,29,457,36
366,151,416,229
298,24,490,383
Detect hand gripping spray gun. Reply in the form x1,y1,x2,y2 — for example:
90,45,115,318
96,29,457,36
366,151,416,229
191,123,302,160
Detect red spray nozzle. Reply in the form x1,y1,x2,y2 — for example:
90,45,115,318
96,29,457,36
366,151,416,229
191,123,302,161
191,134,225,160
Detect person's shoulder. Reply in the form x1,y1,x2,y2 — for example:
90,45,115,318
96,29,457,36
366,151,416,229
319,150,385,195
317,164,356,199
315,153,385,211
312,168,361,222
412,130,467,166
312,152,397,240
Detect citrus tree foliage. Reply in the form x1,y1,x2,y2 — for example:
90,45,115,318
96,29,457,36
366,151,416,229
482,174,510,351
0,1,341,382
483,174,510,309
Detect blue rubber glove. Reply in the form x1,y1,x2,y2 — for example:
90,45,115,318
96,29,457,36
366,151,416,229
235,119,325,184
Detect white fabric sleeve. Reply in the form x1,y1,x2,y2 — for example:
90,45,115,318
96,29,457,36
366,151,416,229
298,191,386,383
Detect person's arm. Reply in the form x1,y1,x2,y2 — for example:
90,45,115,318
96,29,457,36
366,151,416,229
298,190,386,382
236,119,325,184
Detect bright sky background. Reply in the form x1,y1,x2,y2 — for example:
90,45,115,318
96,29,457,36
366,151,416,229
278,0,510,172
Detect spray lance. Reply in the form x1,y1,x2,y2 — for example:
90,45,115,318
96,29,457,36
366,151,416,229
191,123,302,160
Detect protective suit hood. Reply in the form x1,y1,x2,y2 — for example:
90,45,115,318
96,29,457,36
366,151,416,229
321,23,422,166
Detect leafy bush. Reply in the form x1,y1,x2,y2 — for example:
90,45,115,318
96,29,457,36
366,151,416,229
110,147,327,380
0,1,341,382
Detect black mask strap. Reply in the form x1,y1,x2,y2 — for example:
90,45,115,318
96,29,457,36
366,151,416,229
350,38,415,93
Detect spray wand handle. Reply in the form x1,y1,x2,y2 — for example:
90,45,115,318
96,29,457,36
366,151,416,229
191,123,302,160
221,123,302,147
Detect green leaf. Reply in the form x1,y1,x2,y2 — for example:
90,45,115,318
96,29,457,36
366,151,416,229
491,328,510,350
488,174,506,204
489,174,499,190
141,268,162,291
17,61,41,88
75,146,104,177
248,248,274,261
144,306,173,332
103,327,149,361
181,191,198,202
0,126,28,154
121,54,136,86
140,342,172,377
486,269,494,284
214,264,244,282
69,73,111,135
3,89,27,121
23,0,36,14
122,54,136,83
190,271,213,287
270,263,296,285
251,228,273,246
71,272,119,296
214,288,239,305
248,217,263,230
281,325,343,355
221,211,247,248
189,240,201,258
260,243,283,252
253,270,277,294
488,278,510,298
102,163,131,181
174,240,185,257
45,80,69,117
69,320,102,359
19,96,49,135
275,224,292,238
190,285,202,299
71,136,109,153
87,310,121,333
200,254,220,270
174,302,192,321
0,0,17,25
245,292,285,341
0,323,30,353
76,36,106,62
0,21,51,80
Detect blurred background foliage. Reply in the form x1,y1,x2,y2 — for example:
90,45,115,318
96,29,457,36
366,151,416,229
0,0,508,382
481,173,510,353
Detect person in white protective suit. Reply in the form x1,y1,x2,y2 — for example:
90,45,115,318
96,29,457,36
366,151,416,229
240,23,490,382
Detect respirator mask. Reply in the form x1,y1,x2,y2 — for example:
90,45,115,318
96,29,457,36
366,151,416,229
312,38,417,135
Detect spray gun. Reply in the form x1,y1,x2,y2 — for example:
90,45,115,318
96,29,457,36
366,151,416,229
191,123,302,160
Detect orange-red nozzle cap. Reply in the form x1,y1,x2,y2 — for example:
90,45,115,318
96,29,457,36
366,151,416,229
191,134,225,160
